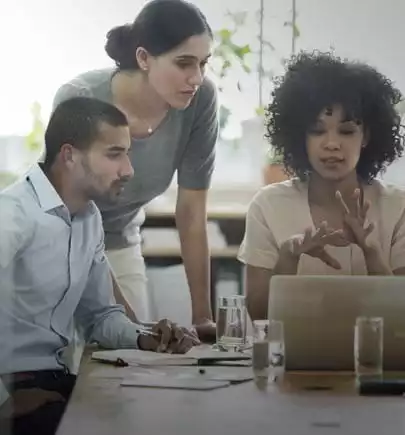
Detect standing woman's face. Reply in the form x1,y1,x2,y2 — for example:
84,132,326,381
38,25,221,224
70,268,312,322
138,32,212,109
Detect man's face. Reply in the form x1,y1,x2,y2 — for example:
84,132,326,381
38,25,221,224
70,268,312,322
73,122,134,203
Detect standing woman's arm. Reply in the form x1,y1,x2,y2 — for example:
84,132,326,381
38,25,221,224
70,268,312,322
175,78,218,339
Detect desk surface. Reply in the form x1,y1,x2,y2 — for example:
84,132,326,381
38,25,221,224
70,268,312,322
57,357,405,435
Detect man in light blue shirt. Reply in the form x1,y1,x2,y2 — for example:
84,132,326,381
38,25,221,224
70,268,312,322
0,97,197,435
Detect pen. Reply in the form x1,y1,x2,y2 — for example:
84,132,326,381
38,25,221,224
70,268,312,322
96,357,129,367
136,328,160,338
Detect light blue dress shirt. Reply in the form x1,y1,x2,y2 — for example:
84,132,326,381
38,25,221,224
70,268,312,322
0,165,142,376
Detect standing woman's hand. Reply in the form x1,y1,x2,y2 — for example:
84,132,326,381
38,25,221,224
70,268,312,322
138,319,200,354
194,319,216,343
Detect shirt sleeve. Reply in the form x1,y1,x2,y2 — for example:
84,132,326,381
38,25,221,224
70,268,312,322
390,209,405,271
0,195,34,269
238,194,280,270
75,217,142,349
177,78,218,190
0,195,35,376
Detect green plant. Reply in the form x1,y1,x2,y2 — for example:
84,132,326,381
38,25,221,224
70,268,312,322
263,0,299,164
0,172,18,191
25,101,45,153
210,12,252,135
210,3,300,144
0,102,44,191
257,0,299,112
266,147,284,165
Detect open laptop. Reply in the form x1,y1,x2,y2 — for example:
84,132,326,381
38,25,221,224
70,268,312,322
268,275,405,371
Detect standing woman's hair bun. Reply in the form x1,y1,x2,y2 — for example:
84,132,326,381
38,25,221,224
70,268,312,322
105,0,212,71
105,24,136,69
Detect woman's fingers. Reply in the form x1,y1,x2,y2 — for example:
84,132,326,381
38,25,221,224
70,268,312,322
317,248,342,270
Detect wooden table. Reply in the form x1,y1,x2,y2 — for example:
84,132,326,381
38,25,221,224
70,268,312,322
57,357,405,435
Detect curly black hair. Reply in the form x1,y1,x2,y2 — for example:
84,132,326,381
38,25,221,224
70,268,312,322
265,51,405,182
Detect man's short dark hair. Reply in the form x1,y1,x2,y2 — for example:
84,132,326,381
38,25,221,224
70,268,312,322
44,97,128,169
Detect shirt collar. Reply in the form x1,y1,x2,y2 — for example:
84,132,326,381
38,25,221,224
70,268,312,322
27,164,64,212
27,164,98,218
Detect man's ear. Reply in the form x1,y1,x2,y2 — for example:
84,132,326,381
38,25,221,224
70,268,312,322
59,143,79,168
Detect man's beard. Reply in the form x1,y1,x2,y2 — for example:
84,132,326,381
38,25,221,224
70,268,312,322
87,176,128,205
80,159,128,205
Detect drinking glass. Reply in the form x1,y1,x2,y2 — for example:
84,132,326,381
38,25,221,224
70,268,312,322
216,295,247,351
252,319,285,380
354,316,383,380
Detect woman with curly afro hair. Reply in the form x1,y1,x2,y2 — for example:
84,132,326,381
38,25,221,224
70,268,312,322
238,51,405,320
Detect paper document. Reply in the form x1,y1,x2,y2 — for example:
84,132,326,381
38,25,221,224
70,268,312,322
120,365,254,389
91,346,251,367
186,346,251,361
121,373,230,390
89,364,254,385
91,349,197,366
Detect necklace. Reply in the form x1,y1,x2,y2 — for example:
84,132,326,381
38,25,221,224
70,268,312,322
128,108,169,137
133,117,153,136
137,117,153,135
141,108,169,135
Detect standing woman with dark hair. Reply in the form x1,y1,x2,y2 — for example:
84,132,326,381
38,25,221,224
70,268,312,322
53,0,218,339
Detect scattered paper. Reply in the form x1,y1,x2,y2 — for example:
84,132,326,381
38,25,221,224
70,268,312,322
121,373,230,390
91,349,196,366
91,346,252,368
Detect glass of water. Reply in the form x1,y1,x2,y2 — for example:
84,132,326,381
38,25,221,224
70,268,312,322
252,319,285,381
216,295,246,351
252,320,270,378
354,317,383,380
268,320,285,378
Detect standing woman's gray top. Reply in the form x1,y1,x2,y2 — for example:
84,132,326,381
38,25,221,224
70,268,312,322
53,69,218,250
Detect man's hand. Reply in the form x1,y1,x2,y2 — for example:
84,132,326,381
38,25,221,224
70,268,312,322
0,388,65,419
193,319,216,343
138,319,200,354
